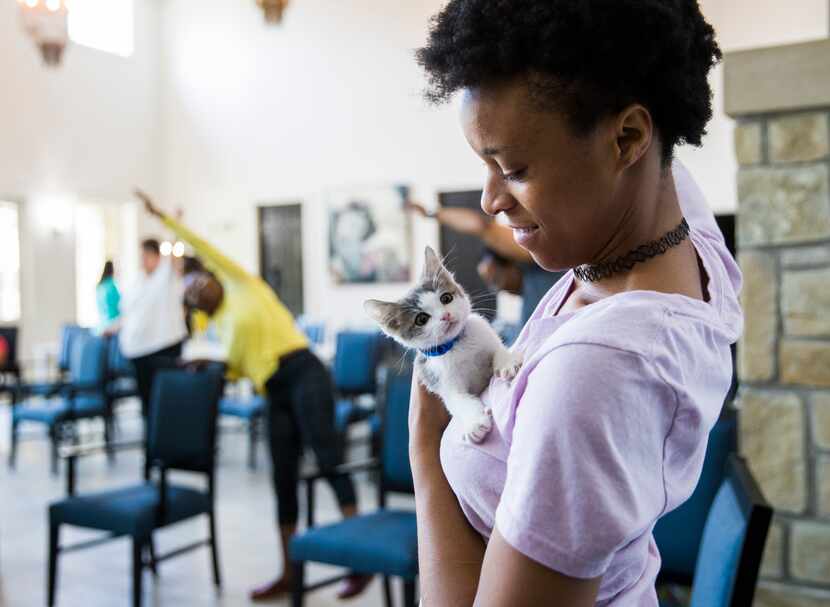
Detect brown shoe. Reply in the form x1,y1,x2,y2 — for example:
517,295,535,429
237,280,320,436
250,576,293,601
336,574,373,600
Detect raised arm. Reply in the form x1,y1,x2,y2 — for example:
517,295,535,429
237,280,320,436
134,189,248,281
406,202,533,263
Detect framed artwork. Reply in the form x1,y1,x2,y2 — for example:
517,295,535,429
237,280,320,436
327,185,411,284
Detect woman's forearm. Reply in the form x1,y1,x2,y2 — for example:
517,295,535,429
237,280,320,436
411,447,486,606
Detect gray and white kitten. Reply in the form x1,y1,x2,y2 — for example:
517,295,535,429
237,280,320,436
364,246,523,443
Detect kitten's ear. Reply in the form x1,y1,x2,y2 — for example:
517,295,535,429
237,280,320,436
364,300,401,331
364,299,393,324
423,246,443,278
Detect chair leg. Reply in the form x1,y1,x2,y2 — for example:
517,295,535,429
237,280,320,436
104,415,115,464
146,536,158,576
132,538,144,607
291,561,305,607
208,512,222,588
403,579,416,607
9,418,18,469
383,576,393,607
247,418,258,470
50,425,60,476
47,523,59,607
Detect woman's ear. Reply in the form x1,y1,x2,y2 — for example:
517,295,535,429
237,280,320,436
614,104,653,169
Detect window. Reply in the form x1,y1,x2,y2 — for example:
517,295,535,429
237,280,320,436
75,202,139,328
68,0,134,58
0,202,21,323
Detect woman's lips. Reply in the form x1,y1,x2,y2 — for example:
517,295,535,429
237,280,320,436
511,225,540,247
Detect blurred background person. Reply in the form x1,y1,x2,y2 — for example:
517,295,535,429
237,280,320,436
109,238,188,420
95,260,121,334
135,190,371,602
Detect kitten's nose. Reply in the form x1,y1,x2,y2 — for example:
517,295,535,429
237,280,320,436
441,313,453,322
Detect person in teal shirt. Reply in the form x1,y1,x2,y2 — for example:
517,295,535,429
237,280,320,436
96,260,121,332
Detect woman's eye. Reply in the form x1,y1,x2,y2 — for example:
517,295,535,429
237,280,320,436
504,168,528,183
440,293,453,305
415,313,430,326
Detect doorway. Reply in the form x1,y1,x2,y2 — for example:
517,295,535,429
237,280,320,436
258,204,304,317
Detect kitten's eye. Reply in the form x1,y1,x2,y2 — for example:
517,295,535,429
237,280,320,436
414,313,430,327
440,293,453,305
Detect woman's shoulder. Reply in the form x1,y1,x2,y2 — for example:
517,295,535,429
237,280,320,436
533,293,693,363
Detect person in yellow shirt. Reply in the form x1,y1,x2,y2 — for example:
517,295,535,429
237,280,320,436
135,190,371,602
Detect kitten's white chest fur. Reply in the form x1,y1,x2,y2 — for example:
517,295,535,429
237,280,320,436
417,314,523,443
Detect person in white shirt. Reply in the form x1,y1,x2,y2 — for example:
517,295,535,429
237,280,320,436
116,238,188,418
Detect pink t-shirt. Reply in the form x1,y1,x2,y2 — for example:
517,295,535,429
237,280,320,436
440,162,743,605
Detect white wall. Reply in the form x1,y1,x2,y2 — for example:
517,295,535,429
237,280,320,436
5,0,828,351
678,0,829,211
158,0,828,328
158,0,482,328
0,0,162,357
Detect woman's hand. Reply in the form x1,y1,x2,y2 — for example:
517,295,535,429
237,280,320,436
409,379,450,461
405,201,434,218
133,188,164,218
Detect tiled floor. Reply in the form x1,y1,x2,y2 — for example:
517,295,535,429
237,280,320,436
0,399,413,607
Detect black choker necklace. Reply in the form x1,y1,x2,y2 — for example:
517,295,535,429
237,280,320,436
573,218,690,283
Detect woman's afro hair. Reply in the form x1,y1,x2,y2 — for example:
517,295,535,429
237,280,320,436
416,0,722,162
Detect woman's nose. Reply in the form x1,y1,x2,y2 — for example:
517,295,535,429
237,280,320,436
480,172,517,217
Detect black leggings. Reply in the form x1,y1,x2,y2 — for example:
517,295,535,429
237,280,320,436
130,341,183,419
265,349,356,525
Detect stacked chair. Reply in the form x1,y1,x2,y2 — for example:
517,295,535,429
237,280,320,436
10,331,111,474
47,368,225,607
290,364,418,607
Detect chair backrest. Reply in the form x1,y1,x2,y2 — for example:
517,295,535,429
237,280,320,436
689,455,772,607
654,409,737,582
146,369,223,475
0,326,18,369
297,317,326,345
332,331,381,396
106,335,135,379
69,334,108,387
379,365,415,495
59,325,89,372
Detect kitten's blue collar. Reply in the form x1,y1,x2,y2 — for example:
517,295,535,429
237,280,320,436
420,331,464,357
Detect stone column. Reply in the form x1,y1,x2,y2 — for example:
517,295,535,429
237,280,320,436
725,39,830,606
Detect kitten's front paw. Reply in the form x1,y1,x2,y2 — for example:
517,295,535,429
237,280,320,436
463,409,493,444
494,350,524,381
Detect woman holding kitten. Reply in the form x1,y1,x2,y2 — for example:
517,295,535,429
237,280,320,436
408,1,741,605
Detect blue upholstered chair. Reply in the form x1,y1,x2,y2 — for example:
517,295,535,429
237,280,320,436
10,332,110,474
332,330,383,433
678,455,771,607
297,317,326,346
219,388,267,469
20,325,90,399
106,335,139,406
290,365,418,607
654,409,737,585
47,369,224,607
